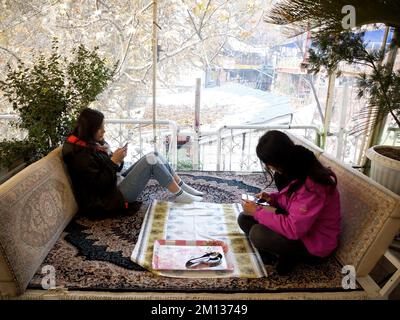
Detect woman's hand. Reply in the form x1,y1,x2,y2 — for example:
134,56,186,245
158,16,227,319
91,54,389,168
255,191,271,202
111,147,127,165
241,200,259,216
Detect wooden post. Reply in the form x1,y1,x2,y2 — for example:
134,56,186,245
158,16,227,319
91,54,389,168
322,71,336,149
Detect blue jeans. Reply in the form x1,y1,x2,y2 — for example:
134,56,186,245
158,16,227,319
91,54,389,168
118,152,175,202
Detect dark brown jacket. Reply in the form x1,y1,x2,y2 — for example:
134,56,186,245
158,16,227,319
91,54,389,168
62,140,127,218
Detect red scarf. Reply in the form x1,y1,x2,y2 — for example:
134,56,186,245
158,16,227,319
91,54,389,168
66,135,108,154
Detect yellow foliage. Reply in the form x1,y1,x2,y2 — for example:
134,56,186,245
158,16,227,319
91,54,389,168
218,10,230,22
240,31,252,38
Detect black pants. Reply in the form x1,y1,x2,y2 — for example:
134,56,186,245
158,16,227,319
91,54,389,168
238,213,324,273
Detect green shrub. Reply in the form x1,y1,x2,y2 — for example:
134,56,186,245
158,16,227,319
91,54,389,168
0,39,116,167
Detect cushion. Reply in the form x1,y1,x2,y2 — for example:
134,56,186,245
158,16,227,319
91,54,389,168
0,147,77,296
319,153,400,277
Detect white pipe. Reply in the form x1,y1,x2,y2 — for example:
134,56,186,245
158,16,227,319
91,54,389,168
152,0,158,152
193,78,201,170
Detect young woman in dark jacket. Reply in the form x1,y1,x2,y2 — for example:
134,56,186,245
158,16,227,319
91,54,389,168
62,108,203,218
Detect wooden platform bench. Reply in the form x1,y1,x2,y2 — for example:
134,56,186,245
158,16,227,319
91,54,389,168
1,132,399,300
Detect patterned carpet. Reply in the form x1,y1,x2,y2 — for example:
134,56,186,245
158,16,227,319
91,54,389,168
28,172,351,293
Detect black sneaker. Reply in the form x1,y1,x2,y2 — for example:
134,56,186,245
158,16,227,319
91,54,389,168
127,201,142,213
276,258,296,275
259,251,278,265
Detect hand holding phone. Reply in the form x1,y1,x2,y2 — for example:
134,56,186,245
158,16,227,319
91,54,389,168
255,191,271,203
255,198,268,205
241,194,269,206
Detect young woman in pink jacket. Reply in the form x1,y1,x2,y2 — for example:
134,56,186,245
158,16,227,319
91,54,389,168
239,130,341,275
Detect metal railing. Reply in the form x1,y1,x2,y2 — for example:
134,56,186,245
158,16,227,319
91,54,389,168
6,114,396,172
0,115,324,171
195,125,322,171
104,119,178,169
0,115,179,169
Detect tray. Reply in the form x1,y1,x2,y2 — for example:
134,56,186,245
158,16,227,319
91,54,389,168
152,239,234,271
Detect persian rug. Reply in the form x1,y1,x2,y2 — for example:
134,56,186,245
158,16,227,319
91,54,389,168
131,200,266,278
28,172,353,293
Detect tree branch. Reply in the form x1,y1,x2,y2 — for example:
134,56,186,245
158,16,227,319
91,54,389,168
1,0,61,33
0,46,21,62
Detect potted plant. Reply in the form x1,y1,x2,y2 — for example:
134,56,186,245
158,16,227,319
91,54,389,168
266,1,400,194
305,30,400,194
366,144,400,194
0,39,116,182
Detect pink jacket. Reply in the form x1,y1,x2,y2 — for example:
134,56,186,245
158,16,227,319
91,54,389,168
253,177,341,257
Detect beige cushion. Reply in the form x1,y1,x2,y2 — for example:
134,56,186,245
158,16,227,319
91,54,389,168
319,153,400,276
0,147,77,296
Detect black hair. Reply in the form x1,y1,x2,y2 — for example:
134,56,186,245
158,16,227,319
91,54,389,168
256,130,337,195
256,130,295,188
72,108,104,144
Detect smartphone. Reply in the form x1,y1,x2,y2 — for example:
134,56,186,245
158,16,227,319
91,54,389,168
241,194,269,206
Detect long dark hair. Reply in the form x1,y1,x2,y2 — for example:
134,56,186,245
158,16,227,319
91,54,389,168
72,108,104,144
256,130,337,195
